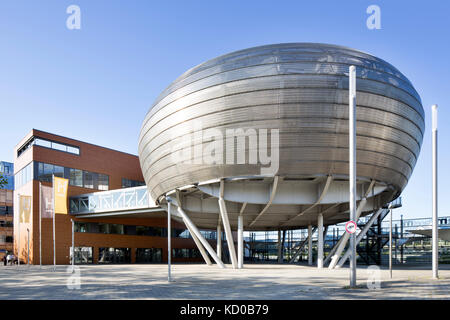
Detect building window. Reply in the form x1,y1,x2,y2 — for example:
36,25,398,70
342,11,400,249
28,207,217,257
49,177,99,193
136,248,162,263
98,248,131,264
122,178,145,188
172,248,201,258
69,168,83,187
83,171,94,189
15,162,33,188
70,247,93,264
17,136,80,158
98,174,109,191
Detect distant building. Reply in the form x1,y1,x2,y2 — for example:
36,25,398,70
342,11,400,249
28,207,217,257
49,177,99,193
0,161,14,259
0,161,14,190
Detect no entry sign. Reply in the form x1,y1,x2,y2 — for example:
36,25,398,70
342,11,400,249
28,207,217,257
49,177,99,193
345,221,357,234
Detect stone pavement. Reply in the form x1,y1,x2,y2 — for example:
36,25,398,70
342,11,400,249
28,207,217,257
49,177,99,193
0,263,449,299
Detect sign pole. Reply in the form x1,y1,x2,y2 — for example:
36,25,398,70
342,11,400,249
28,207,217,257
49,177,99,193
17,193,20,267
349,65,357,288
389,209,393,279
27,228,30,266
71,219,75,271
432,104,438,279
39,182,42,268
167,198,172,282
52,174,56,271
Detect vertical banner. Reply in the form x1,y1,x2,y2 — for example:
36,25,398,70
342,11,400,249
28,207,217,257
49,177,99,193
54,177,69,214
41,185,54,218
19,195,32,223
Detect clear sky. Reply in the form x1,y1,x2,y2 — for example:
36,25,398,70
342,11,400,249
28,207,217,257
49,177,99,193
0,0,448,219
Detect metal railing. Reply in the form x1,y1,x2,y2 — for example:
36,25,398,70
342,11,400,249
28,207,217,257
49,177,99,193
70,186,154,214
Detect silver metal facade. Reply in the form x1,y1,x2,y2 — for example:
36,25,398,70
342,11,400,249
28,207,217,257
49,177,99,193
138,43,424,230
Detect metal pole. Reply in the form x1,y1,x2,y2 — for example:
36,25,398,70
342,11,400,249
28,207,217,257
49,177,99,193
167,199,172,282
27,228,29,266
432,104,438,279
52,174,56,270
17,193,20,267
277,230,282,263
238,213,244,269
218,180,238,269
216,223,222,260
39,182,42,267
317,214,324,268
349,65,357,287
400,214,404,264
71,219,75,270
389,209,393,279
176,204,225,268
308,225,313,265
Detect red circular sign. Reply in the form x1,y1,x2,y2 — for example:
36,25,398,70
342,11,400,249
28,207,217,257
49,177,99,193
345,220,357,234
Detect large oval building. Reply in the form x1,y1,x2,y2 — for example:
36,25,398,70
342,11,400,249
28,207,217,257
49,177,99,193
138,43,424,231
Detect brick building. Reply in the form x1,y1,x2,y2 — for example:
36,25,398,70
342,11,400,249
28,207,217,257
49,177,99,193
14,129,216,265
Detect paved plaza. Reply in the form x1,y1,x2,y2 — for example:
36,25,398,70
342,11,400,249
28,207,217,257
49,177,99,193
0,263,449,299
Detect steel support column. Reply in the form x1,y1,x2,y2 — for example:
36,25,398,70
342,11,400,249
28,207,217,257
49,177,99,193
238,214,244,269
218,180,238,269
185,220,213,266
337,208,383,267
308,225,313,266
175,196,225,268
317,213,324,268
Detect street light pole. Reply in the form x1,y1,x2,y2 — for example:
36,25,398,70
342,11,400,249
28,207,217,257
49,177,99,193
432,104,438,279
349,65,357,288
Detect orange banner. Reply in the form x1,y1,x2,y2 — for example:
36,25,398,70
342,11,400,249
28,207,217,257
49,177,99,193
19,195,32,223
54,177,69,214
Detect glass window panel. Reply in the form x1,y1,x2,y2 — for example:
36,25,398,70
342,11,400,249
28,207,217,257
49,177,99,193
42,163,53,182
67,146,79,155
98,223,109,234
53,165,64,178
98,174,109,191
51,142,67,152
34,138,52,148
83,171,94,189
69,168,83,187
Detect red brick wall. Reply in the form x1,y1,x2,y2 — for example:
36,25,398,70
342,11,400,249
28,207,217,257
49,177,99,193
14,129,216,265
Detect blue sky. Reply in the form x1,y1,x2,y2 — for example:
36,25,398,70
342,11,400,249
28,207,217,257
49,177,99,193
0,0,448,219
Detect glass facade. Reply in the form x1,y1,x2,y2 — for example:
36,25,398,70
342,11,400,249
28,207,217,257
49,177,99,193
98,248,131,264
172,248,202,259
14,162,33,189
34,161,109,191
17,136,80,157
74,221,217,240
136,248,162,263
70,247,93,264
0,161,14,190
122,178,145,188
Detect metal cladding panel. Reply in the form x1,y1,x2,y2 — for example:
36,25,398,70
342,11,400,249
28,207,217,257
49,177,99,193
138,43,424,213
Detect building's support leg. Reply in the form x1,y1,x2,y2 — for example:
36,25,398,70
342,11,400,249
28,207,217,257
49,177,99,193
238,214,244,269
217,223,222,260
308,225,313,266
336,208,383,268
328,197,369,269
175,199,225,268
324,232,345,266
184,220,212,266
218,180,238,269
289,227,317,263
281,230,286,263
318,213,324,268
277,230,282,263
